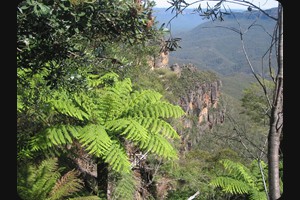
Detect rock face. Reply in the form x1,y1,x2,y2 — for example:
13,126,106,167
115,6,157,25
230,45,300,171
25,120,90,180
153,51,169,69
150,55,225,152
178,79,223,128
169,64,225,152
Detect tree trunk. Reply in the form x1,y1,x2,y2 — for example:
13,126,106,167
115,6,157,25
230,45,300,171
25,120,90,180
268,4,283,200
97,159,109,199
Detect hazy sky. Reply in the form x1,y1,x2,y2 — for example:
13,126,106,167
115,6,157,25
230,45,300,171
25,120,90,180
153,0,279,9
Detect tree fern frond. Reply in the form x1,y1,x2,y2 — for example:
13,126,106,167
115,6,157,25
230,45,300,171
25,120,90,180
32,158,61,197
86,74,103,88
106,118,149,142
49,169,84,200
249,159,268,191
139,133,178,159
129,100,185,119
104,142,131,173
220,159,255,187
111,172,136,200
90,74,133,121
97,72,119,87
30,125,79,151
17,157,61,200
109,77,132,99
78,124,112,157
210,176,251,195
249,190,267,200
87,72,119,88
95,91,127,122
72,92,95,116
136,118,180,139
130,90,163,107
18,158,93,200
49,90,89,121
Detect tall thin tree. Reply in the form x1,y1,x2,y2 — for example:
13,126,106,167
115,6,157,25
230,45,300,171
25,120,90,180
165,0,283,199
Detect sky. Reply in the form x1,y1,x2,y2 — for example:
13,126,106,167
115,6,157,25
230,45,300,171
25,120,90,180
153,0,279,10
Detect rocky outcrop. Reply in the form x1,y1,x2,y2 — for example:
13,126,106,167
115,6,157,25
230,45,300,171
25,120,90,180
178,79,223,128
168,63,225,152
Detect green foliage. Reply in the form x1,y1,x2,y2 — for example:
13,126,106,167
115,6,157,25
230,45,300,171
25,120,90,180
241,80,274,124
170,64,219,96
110,172,136,200
17,157,100,200
220,73,256,99
17,0,183,198
23,72,184,173
168,9,277,77
157,149,242,200
17,0,160,72
210,159,268,200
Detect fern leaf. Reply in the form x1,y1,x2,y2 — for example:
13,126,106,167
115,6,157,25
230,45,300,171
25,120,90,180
249,190,268,200
78,124,112,157
49,90,89,121
79,124,131,173
139,133,178,159
96,91,126,122
104,142,131,173
109,77,132,99
111,172,136,200
210,177,251,195
30,125,77,151
220,159,255,187
137,118,180,139
106,118,149,142
49,170,84,200
129,90,162,109
18,158,61,200
129,99,185,119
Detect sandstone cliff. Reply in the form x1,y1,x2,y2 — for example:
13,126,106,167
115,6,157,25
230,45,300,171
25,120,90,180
168,63,225,153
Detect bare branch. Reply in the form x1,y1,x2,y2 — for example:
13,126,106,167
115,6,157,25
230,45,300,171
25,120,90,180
257,158,270,200
187,191,200,200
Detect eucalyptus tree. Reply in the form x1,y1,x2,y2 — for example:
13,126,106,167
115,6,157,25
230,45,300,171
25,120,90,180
165,0,283,199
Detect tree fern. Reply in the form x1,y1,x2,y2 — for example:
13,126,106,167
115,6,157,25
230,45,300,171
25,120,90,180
17,157,100,200
249,190,268,200
211,176,252,194
220,159,256,189
210,159,267,200
27,72,184,175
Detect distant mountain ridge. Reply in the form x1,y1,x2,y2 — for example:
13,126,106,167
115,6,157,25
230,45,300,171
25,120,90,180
153,7,277,34
153,8,209,34
154,7,278,98
168,7,278,75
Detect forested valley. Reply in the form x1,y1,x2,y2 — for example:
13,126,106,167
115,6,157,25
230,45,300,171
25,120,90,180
17,0,283,199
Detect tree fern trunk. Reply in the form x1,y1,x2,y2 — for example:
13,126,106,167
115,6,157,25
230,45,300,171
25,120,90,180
97,159,109,198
